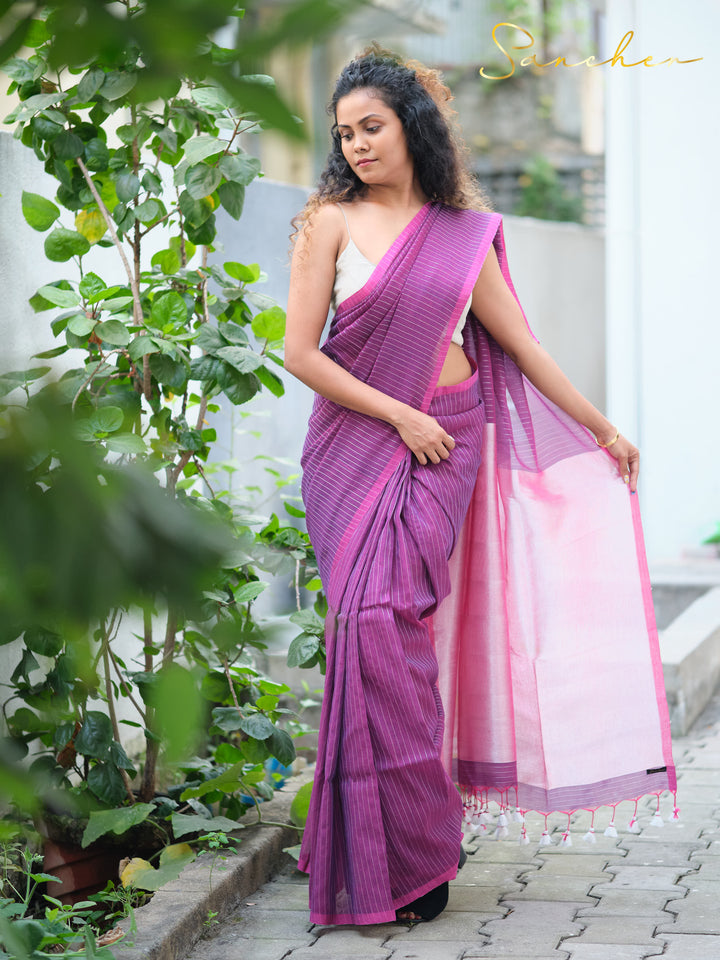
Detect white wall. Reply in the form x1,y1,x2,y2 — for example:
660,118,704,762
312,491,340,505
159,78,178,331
605,0,720,562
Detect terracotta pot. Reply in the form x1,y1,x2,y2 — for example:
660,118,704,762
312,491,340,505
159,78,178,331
42,838,120,906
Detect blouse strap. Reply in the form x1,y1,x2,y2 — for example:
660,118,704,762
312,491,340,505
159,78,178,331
335,202,353,243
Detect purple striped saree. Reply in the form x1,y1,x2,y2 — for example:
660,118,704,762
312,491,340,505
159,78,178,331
298,201,675,925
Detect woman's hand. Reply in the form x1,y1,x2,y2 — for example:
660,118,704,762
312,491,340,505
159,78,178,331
603,434,640,493
392,406,456,465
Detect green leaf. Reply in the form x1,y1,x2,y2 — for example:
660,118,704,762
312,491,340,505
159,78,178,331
75,711,113,758
31,115,64,141
106,433,147,455
21,92,68,112
87,762,127,805
151,291,187,327
252,306,286,341
154,664,203,764
92,406,124,433
289,609,325,636
151,248,181,275
78,272,106,299
75,208,107,243
266,727,296,767
216,345,262,373
110,740,136,772
22,191,60,231
149,354,188,391
178,190,213,227
238,713,276,740
0,916,45,957
135,198,161,223
53,130,84,160
224,261,260,283
179,761,246,801
67,313,97,336
235,580,268,603
284,502,306,519
287,632,321,668
23,626,62,657
183,135,225,164
218,153,262,186
36,284,80,308
24,18,49,46
128,335,159,360
96,319,130,345
77,67,105,102
115,172,141,202
289,782,313,827
217,181,245,220
84,137,110,171
82,803,156,848
33,345,69,359
210,707,245,735
45,227,90,262
256,365,285,398
101,71,138,101
216,364,260,405
170,813,244,838
185,163,222,200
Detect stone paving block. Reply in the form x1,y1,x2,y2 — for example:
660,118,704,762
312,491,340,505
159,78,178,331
688,838,720,861
562,946,663,960
238,881,311,910
658,934,720,958
384,911,500,941
381,940,478,959
453,861,535,887
685,858,720,880
466,842,547,864
286,951,390,960
531,855,614,877
619,820,714,842
221,907,313,939
656,879,720,933
465,900,583,956
564,916,659,945
595,865,692,891
187,937,307,960
506,876,599,902
446,885,509,911
575,887,685,919
607,840,706,866
528,837,625,856
676,767,720,784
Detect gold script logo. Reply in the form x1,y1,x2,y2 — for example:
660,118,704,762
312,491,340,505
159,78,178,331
480,22,703,79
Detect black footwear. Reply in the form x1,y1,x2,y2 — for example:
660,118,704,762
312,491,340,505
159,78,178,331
395,845,466,924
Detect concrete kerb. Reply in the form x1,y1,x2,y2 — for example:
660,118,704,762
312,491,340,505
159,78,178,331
114,776,309,960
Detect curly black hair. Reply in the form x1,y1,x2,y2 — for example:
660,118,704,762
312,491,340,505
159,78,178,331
292,46,491,242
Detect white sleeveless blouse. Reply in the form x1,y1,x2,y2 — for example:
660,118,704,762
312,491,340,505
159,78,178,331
331,207,472,347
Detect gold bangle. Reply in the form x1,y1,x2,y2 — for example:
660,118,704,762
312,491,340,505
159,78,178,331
595,429,619,448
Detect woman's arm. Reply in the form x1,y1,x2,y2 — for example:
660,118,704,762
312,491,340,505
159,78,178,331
471,243,639,491
284,204,455,465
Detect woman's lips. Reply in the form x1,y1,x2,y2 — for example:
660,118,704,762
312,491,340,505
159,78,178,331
357,159,375,167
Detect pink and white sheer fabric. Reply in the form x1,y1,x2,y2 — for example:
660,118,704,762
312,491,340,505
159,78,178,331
298,201,675,925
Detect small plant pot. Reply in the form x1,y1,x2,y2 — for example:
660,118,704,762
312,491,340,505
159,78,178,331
42,838,120,906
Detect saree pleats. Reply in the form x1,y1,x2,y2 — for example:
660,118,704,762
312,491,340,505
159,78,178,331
298,202,676,926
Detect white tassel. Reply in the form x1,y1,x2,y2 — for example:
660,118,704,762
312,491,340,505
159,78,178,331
583,828,597,844
650,812,664,827
497,812,509,827
494,825,509,840
513,809,525,823
604,823,618,838
469,822,485,836
518,828,530,845
539,830,553,846
560,831,573,847
626,818,641,834
480,811,494,825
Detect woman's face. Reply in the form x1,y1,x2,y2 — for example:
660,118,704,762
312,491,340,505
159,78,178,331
335,88,414,187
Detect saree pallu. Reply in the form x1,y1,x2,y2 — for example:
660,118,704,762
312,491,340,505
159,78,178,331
298,202,676,926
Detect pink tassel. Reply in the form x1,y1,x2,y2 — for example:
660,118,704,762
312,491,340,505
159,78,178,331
539,829,553,846
518,823,530,845
560,831,573,847
583,827,596,844
672,791,680,820
513,809,525,823
627,817,641,834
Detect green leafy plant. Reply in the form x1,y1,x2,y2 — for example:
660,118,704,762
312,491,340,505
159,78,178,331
0,0,327,903
513,153,584,223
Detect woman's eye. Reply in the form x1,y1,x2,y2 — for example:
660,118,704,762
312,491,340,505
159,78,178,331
366,126,380,133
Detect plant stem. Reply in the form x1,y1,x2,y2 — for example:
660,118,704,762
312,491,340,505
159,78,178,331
101,615,135,804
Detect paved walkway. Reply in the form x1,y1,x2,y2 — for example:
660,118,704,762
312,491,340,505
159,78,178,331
185,692,720,960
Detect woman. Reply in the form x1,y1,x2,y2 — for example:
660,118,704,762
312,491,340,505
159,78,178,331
284,47,675,927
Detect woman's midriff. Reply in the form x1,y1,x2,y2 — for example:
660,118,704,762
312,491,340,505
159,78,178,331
436,342,472,386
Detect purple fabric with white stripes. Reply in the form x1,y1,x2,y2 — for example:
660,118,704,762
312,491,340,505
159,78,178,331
297,202,675,925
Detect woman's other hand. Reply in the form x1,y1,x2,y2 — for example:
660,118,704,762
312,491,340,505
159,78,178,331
392,407,456,465
602,434,640,493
